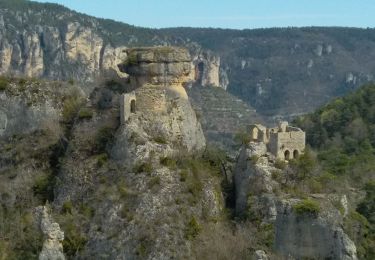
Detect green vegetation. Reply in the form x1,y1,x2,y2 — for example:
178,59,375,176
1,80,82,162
133,161,153,174
78,108,93,120
293,84,375,257
153,135,168,144
0,76,10,91
159,156,177,168
295,84,375,182
32,172,55,203
95,125,116,153
357,180,375,224
292,199,320,216
185,216,202,240
62,200,74,214
234,128,251,145
62,89,84,123
61,216,88,257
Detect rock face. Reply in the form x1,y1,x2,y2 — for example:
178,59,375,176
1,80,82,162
233,142,358,259
52,47,220,259
34,206,65,260
192,50,228,89
119,47,194,89
2,1,375,119
275,200,357,260
0,14,128,81
0,79,78,139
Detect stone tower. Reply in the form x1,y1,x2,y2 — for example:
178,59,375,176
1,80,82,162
116,46,205,152
248,121,305,160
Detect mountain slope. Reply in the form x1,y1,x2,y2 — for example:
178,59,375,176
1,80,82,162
1,0,375,118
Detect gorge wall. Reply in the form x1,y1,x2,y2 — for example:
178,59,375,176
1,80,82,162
2,1,375,118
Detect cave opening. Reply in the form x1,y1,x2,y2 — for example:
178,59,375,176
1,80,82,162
195,62,204,85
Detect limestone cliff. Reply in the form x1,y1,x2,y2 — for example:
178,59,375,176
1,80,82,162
51,47,222,259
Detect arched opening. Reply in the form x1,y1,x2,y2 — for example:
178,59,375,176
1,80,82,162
293,150,299,159
195,62,204,85
252,128,258,140
130,99,136,113
284,150,290,160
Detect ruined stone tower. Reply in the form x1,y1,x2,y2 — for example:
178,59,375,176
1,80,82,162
248,121,305,160
116,46,205,152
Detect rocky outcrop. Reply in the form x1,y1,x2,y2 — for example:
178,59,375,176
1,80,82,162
192,51,220,87
114,46,205,156
275,200,357,260
233,142,358,259
34,206,65,260
53,48,221,259
0,15,128,81
0,79,79,139
119,47,194,89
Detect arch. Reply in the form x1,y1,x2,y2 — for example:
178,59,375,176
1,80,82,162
293,150,299,159
284,150,290,160
130,99,136,113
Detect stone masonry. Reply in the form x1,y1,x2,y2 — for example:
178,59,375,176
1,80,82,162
248,121,305,160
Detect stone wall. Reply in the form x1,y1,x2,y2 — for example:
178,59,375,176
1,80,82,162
120,91,136,124
270,131,306,159
248,122,305,160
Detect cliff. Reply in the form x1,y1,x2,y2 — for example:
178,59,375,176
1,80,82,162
233,142,358,259
2,1,375,119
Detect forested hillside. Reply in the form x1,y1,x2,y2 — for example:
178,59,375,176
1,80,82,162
295,84,375,258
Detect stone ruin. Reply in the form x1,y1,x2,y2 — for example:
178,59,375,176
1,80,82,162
249,121,305,160
116,46,206,152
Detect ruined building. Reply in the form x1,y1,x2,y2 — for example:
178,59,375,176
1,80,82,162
248,121,305,160
117,46,205,152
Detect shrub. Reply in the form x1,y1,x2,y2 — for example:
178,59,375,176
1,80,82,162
18,78,27,86
62,221,87,257
153,135,167,144
62,201,73,214
32,173,54,202
78,108,93,120
234,129,251,145
160,156,177,168
274,159,287,169
293,199,320,216
357,180,375,223
95,126,115,153
133,161,153,174
179,170,188,182
149,176,161,188
96,153,108,167
185,216,201,240
62,95,82,123
0,76,9,91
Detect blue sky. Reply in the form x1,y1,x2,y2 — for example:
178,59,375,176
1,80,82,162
33,0,375,29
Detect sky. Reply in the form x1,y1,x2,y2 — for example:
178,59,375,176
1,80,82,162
32,0,375,30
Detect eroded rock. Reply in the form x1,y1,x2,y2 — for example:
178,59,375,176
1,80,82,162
34,206,65,260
